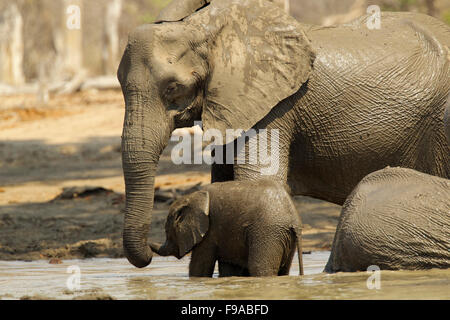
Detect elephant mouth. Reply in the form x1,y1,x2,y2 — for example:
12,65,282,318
171,94,204,128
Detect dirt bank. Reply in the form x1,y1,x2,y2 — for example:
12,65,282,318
0,90,341,261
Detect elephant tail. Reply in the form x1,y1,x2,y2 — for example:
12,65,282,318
292,226,304,276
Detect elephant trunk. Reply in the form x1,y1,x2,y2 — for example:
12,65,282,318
121,94,172,268
149,241,176,257
122,161,158,268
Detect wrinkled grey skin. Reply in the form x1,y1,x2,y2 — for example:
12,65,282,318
445,94,450,144
117,0,450,268
325,167,450,273
150,180,303,277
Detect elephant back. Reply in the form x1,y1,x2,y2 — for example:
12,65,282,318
325,167,450,272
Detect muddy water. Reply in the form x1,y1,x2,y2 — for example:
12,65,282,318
0,252,448,300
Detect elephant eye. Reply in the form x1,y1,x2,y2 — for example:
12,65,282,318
164,82,178,97
174,206,190,223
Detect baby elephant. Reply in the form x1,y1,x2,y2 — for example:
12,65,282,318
150,180,303,277
325,167,450,273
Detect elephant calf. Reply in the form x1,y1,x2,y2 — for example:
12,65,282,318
325,167,450,273
150,180,304,277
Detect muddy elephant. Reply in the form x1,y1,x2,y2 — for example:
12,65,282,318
149,180,303,277
117,0,450,268
445,95,450,144
325,167,450,273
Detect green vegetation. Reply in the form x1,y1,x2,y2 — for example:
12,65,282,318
138,0,171,23
400,0,418,8
150,0,172,8
442,10,450,25
380,0,418,11
139,13,157,24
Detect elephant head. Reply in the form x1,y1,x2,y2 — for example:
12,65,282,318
118,0,315,268
150,191,210,259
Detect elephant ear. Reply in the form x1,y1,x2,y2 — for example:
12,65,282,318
155,0,210,23
173,191,210,257
188,0,315,139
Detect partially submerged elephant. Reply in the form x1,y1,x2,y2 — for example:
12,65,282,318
118,0,450,268
149,180,303,277
325,167,450,273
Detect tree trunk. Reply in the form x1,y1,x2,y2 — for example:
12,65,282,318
0,3,25,85
102,0,122,75
53,0,83,79
284,0,290,14
425,0,437,17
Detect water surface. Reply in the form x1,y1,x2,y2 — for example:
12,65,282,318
0,252,448,299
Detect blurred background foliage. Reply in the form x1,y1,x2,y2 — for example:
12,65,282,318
0,0,449,84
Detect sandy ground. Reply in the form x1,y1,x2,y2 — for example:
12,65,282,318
0,90,341,262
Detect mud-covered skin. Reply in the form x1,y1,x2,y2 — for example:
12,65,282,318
149,180,303,277
445,94,450,144
325,167,450,273
233,12,450,204
118,0,450,268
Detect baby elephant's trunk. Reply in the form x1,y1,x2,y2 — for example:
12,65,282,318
149,242,173,257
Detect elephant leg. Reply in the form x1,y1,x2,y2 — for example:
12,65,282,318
188,242,217,277
211,143,234,183
211,163,234,183
247,234,285,277
278,238,296,276
218,261,249,277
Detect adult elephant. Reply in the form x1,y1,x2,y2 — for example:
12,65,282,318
117,0,450,268
324,167,450,272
